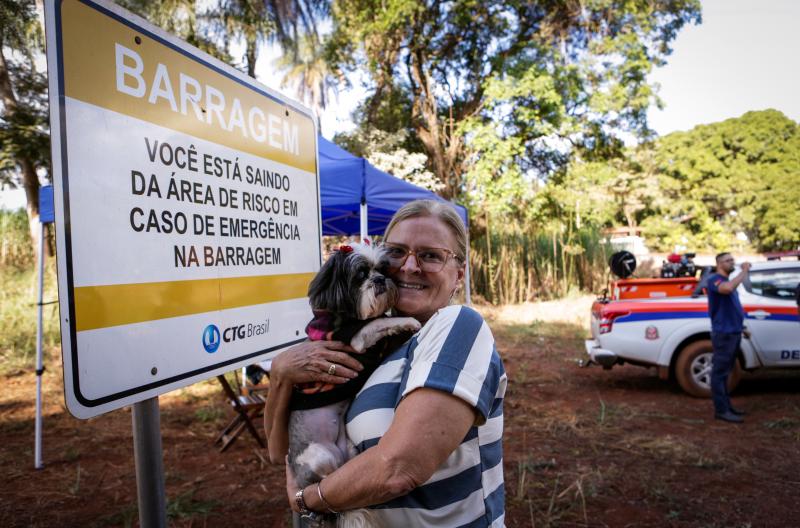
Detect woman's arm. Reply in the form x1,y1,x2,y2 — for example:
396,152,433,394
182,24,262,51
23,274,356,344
290,387,477,511
263,372,294,463
263,340,363,464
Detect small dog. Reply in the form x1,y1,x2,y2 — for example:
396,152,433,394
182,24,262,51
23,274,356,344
288,242,420,527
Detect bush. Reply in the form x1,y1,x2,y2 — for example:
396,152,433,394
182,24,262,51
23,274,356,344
0,209,35,270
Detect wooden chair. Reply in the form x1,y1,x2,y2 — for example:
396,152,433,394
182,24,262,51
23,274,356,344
214,372,269,452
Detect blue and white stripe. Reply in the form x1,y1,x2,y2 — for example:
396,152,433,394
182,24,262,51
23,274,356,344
345,305,507,527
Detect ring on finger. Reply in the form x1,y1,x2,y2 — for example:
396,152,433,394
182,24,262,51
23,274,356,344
327,364,337,376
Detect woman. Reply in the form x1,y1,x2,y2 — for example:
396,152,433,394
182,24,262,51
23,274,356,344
264,200,507,526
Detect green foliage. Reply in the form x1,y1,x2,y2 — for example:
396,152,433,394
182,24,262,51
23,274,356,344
545,110,800,253
118,0,233,63
0,0,50,187
329,0,701,201
651,109,800,251
541,161,618,228
327,0,702,302
274,33,343,127
334,83,421,154
0,209,34,269
0,0,43,53
0,58,50,186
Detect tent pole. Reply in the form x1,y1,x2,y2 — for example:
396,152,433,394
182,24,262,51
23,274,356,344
360,201,368,242
35,221,45,469
465,229,472,305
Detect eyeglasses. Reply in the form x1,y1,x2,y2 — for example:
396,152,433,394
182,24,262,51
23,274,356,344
382,243,459,273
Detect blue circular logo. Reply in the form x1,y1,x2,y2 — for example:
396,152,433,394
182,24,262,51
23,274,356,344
202,325,221,353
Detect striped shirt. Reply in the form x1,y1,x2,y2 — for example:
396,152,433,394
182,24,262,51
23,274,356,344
345,305,507,527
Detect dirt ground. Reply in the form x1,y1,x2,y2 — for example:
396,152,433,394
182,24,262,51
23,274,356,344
1,299,799,527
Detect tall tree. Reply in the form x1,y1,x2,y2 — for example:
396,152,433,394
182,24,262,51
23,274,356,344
213,0,273,77
203,0,329,79
647,109,800,251
0,0,48,248
329,0,702,206
274,33,342,130
119,0,232,62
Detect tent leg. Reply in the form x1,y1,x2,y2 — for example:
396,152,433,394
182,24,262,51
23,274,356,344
35,222,45,470
465,231,472,305
360,201,368,242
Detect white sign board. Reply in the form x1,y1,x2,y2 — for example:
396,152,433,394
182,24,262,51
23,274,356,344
45,0,321,418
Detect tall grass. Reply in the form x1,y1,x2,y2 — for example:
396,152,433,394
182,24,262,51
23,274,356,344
1,209,35,270
470,226,610,304
1,210,61,371
0,262,61,372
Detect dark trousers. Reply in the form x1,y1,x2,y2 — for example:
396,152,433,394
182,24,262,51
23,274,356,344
710,332,741,414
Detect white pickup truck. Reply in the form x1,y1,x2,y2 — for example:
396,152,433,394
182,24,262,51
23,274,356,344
583,260,800,396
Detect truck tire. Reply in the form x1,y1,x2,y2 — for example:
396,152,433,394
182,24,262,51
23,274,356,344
675,339,742,398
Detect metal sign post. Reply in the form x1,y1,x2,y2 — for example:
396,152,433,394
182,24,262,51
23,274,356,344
132,398,167,528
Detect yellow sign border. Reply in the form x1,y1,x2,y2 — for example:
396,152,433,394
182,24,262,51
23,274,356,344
74,273,316,331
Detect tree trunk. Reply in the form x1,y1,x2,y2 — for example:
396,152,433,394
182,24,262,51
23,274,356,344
0,44,42,257
407,50,463,200
246,36,257,78
624,206,637,236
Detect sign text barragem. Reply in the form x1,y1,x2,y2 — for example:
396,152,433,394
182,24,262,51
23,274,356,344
46,0,320,418
116,44,299,154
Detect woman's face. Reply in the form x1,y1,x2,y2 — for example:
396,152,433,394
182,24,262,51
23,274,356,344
384,216,465,323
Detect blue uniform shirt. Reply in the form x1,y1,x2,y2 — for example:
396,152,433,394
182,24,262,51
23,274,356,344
706,273,745,333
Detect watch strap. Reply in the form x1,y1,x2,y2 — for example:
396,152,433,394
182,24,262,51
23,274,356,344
294,488,310,515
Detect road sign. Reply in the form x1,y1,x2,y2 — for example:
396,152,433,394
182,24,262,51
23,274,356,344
45,0,321,418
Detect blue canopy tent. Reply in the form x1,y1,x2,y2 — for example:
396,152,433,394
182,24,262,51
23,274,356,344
318,136,468,236
317,136,471,303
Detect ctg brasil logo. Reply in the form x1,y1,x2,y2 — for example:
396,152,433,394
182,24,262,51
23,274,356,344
202,324,221,353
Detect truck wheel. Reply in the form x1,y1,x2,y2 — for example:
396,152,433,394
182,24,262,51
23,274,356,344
675,339,742,398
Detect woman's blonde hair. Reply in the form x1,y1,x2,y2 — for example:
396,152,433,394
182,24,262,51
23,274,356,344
384,200,467,263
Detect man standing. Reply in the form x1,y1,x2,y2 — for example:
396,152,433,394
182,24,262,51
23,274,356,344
706,252,750,423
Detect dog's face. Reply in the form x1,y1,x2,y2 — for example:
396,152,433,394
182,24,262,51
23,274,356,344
307,243,398,319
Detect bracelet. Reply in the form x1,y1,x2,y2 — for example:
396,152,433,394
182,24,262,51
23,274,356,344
317,480,338,514
294,488,310,515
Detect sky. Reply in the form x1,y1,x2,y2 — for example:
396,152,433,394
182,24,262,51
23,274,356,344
2,0,799,209
646,0,800,135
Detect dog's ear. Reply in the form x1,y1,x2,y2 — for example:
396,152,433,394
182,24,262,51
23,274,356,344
307,251,355,313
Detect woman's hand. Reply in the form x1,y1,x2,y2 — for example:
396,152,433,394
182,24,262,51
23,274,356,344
265,340,363,464
270,340,363,386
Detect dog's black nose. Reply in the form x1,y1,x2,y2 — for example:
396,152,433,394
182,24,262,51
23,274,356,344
373,275,386,285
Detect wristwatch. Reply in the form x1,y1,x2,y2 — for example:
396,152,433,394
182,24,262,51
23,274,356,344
295,488,310,515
